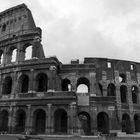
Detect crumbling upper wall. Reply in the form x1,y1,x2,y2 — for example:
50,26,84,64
61,57,140,83
84,57,138,82
0,4,45,65
0,3,37,38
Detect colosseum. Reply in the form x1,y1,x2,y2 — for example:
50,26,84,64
0,3,139,136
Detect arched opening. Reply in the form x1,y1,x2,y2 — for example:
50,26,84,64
61,78,71,91
7,47,17,63
25,45,32,60
54,109,67,133
33,109,46,134
98,83,103,96
2,76,12,95
131,86,138,104
0,50,4,64
0,110,8,132
122,114,131,134
18,74,29,93
11,49,17,62
120,85,127,103
78,112,91,135
119,73,126,83
36,73,48,92
77,84,88,93
15,109,26,133
97,112,109,134
107,83,116,96
77,77,90,93
134,114,140,132
2,23,6,32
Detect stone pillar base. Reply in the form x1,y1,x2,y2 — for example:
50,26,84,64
92,129,98,136
8,126,13,133
50,127,54,134
25,126,32,134
68,128,74,135
45,127,53,134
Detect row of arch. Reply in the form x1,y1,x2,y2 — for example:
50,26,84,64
2,73,48,95
62,77,115,95
62,78,139,104
122,113,140,133
0,108,66,134
0,109,109,134
2,74,139,104
0,109,140,134
3,75,115,95
0,44,33,64
0,108,68,134
62,77,90,93
120,85,139,104
62,72,135,92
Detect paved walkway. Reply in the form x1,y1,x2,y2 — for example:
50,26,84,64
1,134,140,140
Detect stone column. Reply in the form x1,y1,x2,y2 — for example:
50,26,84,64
2,47,7,65
5,47,11,64
15,72,21,94
46,104,52,134
0,75,2,97
11,71,18,98
16,43,21,63
115,85,122,119
137,73,140,104
102,71,107,96
29,69,35,93
108,107,118,133
8,106,17,133
8,106,13,133
25,104,32,134
103,83,107,96
89,72,96,96
18,42,26,62
90,106,97,135
71,75,77,92
127,85,133,111
137,73,140,84
68,102,77,134
114,70,122,131
19,49,25,61
127,84,134,134
76,113,83,135
130,115,135,134
48,66,56,91
30,114,34,133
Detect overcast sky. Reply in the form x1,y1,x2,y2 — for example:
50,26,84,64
1,0,140,63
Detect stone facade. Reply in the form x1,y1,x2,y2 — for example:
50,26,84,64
0,3,139,135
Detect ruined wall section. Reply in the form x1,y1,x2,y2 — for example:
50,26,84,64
0,4,50,100
0,4,45,66
60,63,96,95
60,58,140,133
83,58,140,129
0,3,36,36
84,57,138,83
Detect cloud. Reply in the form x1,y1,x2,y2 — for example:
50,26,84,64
1,0,140,63
104,0,140,15
44,0,140,63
